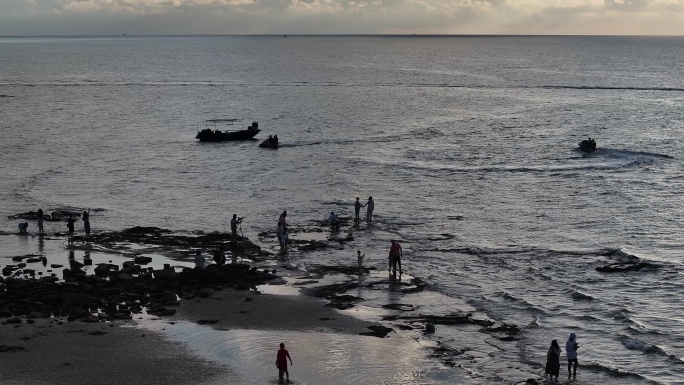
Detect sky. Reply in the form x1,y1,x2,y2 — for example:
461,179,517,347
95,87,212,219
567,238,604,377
1,0,684,36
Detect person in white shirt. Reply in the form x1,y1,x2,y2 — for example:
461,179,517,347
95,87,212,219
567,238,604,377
329,211,339,227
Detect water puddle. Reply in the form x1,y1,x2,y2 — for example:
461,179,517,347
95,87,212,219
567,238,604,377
290,231,329,242
136,320,463,385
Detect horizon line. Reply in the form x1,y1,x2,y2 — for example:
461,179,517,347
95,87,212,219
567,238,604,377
1,33,683,38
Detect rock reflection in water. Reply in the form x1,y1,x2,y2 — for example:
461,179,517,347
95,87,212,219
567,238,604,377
158,322,461,385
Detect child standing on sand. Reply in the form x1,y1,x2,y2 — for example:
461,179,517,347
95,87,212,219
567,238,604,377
357,250,365,268
276,342,293,383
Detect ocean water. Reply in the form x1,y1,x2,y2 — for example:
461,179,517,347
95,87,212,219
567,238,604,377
1,35,684,384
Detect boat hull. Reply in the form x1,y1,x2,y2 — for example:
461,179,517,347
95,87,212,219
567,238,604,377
578,140,596,153
196,129,260,142
259,139,278,149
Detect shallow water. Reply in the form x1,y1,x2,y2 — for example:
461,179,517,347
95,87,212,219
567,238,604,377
2,35,684,383
137,321,464,385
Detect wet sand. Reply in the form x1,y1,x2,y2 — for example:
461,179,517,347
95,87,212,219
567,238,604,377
170,288,378,334
0,284,382,385
0,319,230,385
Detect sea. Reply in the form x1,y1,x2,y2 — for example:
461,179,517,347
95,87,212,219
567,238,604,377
1,35,684,385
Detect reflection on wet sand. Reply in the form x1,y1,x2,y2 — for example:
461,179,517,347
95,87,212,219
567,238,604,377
152,323,464,385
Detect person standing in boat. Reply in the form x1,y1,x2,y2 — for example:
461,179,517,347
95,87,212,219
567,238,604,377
273,135,279,146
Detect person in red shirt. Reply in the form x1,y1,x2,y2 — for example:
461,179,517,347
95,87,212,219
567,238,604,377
389,240,403,276
276,342,293,383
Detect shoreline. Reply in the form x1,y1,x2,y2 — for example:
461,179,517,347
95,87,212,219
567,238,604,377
0,226,436,384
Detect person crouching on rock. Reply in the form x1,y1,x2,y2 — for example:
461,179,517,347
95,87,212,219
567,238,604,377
194,249,207,269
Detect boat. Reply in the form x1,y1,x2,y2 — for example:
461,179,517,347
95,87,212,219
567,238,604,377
578,137,596,153
196,119,260,142
259,135,279,149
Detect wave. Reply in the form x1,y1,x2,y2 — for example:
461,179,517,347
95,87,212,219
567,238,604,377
278,135,394,148
620,336,670,356
582,363,656,383
388,150,670,175
541,85,684,92
411,82,684,93
608,308,632,322
570,289,594,301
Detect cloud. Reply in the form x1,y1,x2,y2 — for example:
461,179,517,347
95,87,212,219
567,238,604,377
0,0,683,35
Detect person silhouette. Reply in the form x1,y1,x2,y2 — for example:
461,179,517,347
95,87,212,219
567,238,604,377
276,342,293,383
566,332,579,377
362,196,374,222
545,339,561,382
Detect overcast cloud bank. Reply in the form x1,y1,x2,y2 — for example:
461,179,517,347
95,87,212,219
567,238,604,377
1,0,683,36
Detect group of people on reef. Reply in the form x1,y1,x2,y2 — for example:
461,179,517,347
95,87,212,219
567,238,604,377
545,332,579,382
17,208,90,243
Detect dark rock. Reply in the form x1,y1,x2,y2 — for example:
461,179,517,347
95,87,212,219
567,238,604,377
6,317,22,324
133,256,153,265
596,262,653,273
359,325,393,338
197,319,219,325
39,276,59,284
0,345,25,353
480,323,520,340
382,303,416,311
